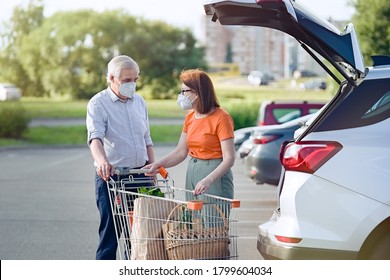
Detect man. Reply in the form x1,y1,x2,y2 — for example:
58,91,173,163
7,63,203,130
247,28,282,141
86,55,154,260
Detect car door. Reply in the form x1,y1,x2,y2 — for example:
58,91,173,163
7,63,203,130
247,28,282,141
203,0,365,85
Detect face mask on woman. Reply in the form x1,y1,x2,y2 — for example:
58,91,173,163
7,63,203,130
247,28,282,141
177,93,196,110
119,82,136,99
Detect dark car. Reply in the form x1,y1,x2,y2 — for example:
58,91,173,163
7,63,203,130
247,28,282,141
234,126,257,151
243,114,313,186
234,122,285,151
235,124,282,156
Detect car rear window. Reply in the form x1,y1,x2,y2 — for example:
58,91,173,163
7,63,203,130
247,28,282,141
315,78,390,131
265,105,323,125
273,109,301,123
308,108,320,114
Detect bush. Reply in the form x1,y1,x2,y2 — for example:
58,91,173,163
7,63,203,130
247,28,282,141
227,102,259,130
0,102,31,138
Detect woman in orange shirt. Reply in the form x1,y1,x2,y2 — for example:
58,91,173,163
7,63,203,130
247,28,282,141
145,69,235,198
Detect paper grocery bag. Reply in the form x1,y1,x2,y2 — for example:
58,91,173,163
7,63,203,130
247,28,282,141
130,197,177,260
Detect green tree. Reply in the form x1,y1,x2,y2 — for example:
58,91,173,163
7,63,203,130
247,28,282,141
0,0,45,96
0,1,207,99
351,0,390,66
127,20,207,98
18,9,124,99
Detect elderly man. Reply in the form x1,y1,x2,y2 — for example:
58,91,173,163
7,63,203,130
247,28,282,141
86,55,154,260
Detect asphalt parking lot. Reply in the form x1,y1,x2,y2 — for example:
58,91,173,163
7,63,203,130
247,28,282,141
0,145,277,260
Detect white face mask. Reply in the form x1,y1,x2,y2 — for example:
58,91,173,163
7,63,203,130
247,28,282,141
118,82,136,99
177,93,194,110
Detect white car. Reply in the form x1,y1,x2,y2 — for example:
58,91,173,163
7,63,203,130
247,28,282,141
0,83,22,101
247,70,274,85
204,0,390,259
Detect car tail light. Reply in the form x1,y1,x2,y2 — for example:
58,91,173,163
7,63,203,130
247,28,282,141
275,235,302,244
281,141,342,174
253,134,281,145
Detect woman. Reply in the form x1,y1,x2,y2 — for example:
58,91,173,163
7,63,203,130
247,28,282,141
145,69,235,198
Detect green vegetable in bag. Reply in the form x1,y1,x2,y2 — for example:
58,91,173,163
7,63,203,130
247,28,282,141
138,187,164,197
180,205,193,229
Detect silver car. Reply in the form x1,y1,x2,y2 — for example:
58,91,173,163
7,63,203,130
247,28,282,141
0,83,22,101
243,114,313,186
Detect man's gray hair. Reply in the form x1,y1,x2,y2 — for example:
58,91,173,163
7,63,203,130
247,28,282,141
106,55,140,84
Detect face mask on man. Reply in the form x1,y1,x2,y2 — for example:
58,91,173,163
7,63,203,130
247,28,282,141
118,81,136,99
177,93,196,110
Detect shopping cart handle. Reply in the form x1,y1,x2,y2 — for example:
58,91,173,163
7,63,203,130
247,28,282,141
126,168,151,174
114,168,151,175
113,167,168,177
127,167,168,177
158,167,169,178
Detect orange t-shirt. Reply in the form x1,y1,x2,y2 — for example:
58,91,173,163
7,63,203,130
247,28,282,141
183,107,234,160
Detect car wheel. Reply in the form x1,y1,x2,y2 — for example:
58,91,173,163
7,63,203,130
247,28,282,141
366,233,390,259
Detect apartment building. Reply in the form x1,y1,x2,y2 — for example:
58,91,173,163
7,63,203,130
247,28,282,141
202,15,349,78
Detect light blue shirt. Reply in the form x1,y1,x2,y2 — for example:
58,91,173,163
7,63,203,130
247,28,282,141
86,87,153,168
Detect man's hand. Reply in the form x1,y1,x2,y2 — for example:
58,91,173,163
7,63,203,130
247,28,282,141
97,161,113,181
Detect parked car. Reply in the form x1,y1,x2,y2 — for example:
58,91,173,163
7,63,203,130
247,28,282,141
244,114,314,186
234,126,257,151
257,99,326,126
237,113,315,159
233,99,322,150
299,79,327,90
235,125,277,157
248,70,275,85
297,69,319,77
234,123,285,152
234,99,326,151
204,0,390,259
0,83,22,101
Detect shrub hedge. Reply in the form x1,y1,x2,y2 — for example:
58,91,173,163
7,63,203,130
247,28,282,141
0,102,31,138
227,102,259,130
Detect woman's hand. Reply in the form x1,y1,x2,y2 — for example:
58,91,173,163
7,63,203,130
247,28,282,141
143,162,160,176
194,178,212,196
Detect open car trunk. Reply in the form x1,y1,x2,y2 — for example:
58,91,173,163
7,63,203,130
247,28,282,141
203,0,366,85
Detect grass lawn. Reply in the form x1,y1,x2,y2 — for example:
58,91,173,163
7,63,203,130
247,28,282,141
0,124,182,147
1,76,335,147
19,76,335,119
20,97,188,119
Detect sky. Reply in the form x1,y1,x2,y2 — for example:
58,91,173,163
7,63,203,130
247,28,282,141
0,0,355,40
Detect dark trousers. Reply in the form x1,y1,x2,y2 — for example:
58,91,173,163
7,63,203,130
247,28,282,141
95,172,153,260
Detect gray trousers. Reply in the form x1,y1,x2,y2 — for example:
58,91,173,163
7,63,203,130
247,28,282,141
185,157,234,199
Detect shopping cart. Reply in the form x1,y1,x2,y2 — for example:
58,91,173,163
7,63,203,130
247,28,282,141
106,167,240,260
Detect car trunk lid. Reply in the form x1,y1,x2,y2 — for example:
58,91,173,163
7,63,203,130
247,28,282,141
203,0,366,85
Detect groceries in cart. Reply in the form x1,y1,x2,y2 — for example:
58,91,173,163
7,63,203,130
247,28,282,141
107,167,240,260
